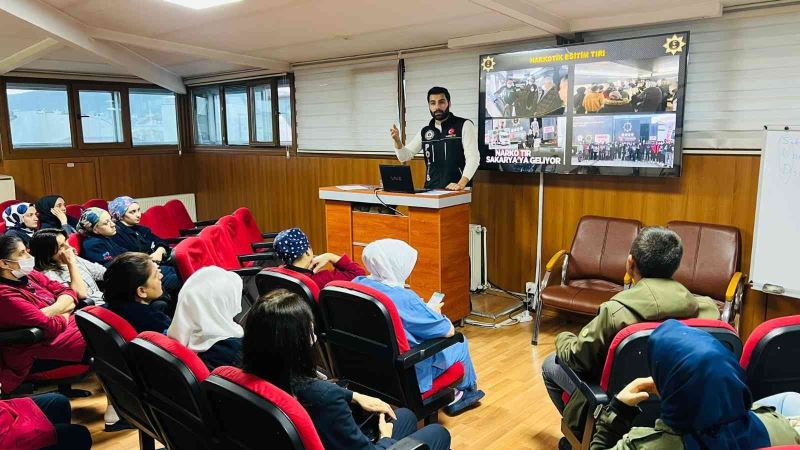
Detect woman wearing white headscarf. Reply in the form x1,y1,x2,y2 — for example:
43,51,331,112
167,266,244,370
353,239,484,416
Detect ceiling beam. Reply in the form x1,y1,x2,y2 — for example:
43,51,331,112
91,28,291,72
448,26,550,49
0,37,61,74
469,0,569,35
570,0,722,33
0,0,186,93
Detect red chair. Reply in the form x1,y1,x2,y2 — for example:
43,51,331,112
173,237,220,281
82,198,108,211
0,222,5,234
199,225,271,272
129,332,217,450
233,207,279,248
67,233,82,256
319,281,465,423
0,199,19,215
75,307,163,450
558,319,742,450
139,205,183,245
218,215,277,267
164,199,216,235
65,204,82,222
740,315,800,400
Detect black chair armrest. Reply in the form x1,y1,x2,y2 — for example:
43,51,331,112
0,327,44,345
179,227,204,236
397,333,464,369
389,437,429,450
231,267,261,277
251,241,274,251
555,356,609,406
194,219,217,227
261,232,279,239
163,237,185,244
238,252,276,263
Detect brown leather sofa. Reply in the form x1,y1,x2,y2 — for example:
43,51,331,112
533,216,641,344
666,221,744,326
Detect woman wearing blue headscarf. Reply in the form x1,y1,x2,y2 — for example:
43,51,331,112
590,320,800,449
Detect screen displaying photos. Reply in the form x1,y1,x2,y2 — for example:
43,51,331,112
478,32,689,177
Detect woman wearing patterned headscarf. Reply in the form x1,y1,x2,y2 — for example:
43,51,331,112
78,207,181,314
3,202,39,247
107,196,169,264
275,227,365,289
589,320,800,449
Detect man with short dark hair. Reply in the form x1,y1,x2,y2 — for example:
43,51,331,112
541,227,720,415
390,86,479,190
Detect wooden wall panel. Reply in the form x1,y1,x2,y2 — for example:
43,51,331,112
0,159,47,201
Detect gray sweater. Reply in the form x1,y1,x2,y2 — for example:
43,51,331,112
42,257,106,305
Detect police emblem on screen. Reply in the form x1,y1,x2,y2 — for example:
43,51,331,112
663,34,686,55
481,56,496,72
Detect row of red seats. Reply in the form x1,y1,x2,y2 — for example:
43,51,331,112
75,305,426,450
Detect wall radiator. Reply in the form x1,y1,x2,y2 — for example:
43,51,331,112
136,193,198,221
469,224,488,292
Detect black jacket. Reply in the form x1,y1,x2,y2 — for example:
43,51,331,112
82,234,128,267
111,222,169,255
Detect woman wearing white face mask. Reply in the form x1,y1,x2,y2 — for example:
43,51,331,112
0,235,87,394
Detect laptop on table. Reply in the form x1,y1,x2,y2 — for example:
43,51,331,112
379,165,430,194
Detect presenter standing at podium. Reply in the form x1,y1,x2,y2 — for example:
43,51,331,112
390,86,480,190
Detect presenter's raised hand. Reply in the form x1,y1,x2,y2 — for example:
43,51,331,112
390,124,402,149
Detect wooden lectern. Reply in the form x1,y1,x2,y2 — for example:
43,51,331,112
319,186,471,322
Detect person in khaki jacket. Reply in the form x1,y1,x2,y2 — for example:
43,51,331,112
541,227,720,414
590,320,800,450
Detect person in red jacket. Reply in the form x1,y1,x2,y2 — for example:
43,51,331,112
0,235,85,392
0,388,91,450
274,228,365,289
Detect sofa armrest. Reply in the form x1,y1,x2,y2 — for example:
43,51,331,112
397,333,464,369
0,327,44,345
546,250,567,271
725,272,744,302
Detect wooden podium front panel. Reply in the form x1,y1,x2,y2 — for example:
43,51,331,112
409,203,470,321
352,212,409,243
325,201,353,258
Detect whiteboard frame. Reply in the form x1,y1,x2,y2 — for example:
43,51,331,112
749,127,800,299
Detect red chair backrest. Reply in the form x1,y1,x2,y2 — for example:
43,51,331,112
67,233,82,255
740,315,800,399
0,222,5,234
202,366,325,450
74,307,161,440
218,215,251,258
65,204,82,221
173,237,220,280
129,332,214,450
140,205,180,239
233,207,263,245
0,199,19,215
82,198,108,211
199,225,240,270
164,199,195,231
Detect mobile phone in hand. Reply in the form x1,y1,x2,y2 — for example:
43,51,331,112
427,292,445,307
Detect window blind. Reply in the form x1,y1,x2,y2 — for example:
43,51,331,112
295,61,399,154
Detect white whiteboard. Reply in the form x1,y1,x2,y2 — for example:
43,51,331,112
750,129,800,299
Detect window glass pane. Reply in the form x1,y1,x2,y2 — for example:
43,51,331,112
6,83,72,148
193,86,222,145
78,90,124,144
252,84,273,143
129,88,178,146
224,86,249,145
278,78,293,146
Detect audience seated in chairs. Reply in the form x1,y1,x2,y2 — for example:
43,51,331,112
275,227,365,289
242,289,452,450
167,266,243,371
590,320,800,449
31,229,106,306
3,202,39,247
0,235,86,392
108,196,171,265
0,388,91,450
79,207,180,312
35,195,78,235
542,227,720,417
102,252,171,334
353,239,484,416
